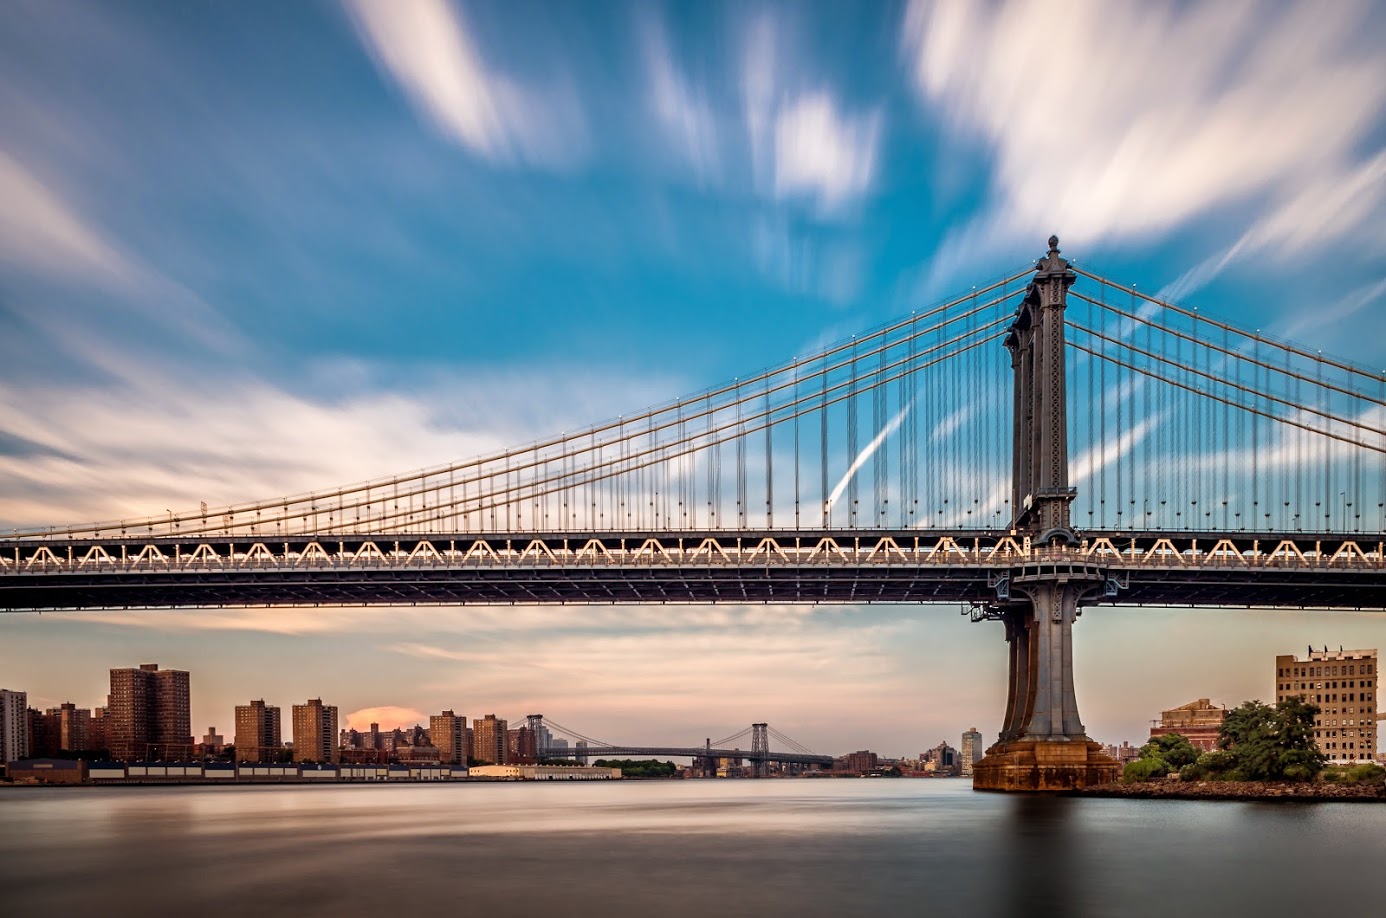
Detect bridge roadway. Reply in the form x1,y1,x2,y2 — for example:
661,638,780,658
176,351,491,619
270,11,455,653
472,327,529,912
543,745,833,767
3,528,1385,611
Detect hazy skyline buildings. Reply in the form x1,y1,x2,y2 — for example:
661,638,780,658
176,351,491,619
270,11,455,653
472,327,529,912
960,728,983,776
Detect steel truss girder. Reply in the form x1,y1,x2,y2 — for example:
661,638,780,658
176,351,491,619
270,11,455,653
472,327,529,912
2,528,1384,612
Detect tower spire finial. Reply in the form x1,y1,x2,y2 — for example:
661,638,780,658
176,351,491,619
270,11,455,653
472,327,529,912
1047,234,1060,254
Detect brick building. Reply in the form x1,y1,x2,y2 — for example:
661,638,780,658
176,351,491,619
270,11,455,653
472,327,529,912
234,700,282,763
430,710,468,765
108,664,192,761
472,715,507,765
1150,699,1226,751
291,698,339,763
1276,648,1378,764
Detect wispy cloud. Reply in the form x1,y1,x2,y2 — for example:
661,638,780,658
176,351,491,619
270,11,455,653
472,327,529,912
0,149,130,282
0,149,245,358
901,0,1386,259
750,215,865,306
0,360,681,530
343,0,587,168
642,16,721,184
1276,276,1386,344
1162,150,1386,300
1070,414,1163,489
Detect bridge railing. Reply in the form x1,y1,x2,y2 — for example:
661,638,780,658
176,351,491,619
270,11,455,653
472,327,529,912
4,532,1383,574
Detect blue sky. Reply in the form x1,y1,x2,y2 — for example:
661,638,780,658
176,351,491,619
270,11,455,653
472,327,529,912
2,0,1385,756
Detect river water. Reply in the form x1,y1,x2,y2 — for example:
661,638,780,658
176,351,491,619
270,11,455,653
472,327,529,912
1,779,1380,916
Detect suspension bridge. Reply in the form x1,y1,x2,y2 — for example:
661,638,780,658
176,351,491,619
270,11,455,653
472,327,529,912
530,717,833,772
3,236,1383,790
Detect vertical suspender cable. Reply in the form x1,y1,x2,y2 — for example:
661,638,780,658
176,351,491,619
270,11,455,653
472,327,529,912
821,360,829,527
765,377,773,529
848,338,859,528
794,364,801,530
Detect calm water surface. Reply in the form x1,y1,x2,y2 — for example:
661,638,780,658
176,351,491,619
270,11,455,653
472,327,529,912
1,779,1381,916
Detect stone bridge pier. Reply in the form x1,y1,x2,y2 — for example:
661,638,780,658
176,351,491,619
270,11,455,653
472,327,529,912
972,567,1120,791
972,236,1119,791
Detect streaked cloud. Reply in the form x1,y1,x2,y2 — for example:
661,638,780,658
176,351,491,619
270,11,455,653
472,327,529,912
0,149,130,282
902,0,1386,257
343,0,587,168
750,215,865,306
0,360,680,530
0,150,243,357
642,16,721,184
1162,150,1386,300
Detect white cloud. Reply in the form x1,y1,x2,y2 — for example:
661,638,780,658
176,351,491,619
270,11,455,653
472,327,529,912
1162,150,1386,300
0,149,130,281
901,0,1386,255
0,361,680,531
0,150,244,355
343,0,586,168
772,93,881,215
1070,414,1163,490
743,15,882,217
825,404,909,511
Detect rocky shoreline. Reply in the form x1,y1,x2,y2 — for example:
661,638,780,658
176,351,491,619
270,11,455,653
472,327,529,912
1070,780,1386,802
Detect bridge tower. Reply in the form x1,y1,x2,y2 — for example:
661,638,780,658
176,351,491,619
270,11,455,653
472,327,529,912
751,723,769,777
972,236,1121,792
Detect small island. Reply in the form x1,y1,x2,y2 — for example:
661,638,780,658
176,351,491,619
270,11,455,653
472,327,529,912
1073,699,1385,801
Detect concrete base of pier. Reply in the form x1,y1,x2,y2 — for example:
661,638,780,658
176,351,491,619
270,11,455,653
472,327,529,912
972,739,1120,792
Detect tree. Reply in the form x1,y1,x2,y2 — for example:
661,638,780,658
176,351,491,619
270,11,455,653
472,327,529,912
1141,733,1199,769
1122,756,1170,782
1215,698,1325,781
593,758,678,778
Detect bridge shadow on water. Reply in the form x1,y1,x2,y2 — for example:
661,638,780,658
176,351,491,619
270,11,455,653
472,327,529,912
998,795,1079,918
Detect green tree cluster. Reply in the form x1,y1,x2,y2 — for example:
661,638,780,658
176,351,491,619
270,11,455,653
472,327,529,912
592,758,678,778
1121,732,1199,782
1178,698,1325,782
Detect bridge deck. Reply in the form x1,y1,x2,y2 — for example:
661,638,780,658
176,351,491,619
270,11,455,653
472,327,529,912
3,529,1384,611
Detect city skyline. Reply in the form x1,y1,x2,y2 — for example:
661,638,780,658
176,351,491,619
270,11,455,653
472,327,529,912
8,624,1383,760
4,1,1386,757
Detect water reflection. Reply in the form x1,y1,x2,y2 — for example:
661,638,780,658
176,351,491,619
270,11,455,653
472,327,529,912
1000,795,1080,918
0,781,1380,917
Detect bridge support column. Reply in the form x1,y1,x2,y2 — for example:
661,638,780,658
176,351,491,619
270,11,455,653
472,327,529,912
974,574,1119,792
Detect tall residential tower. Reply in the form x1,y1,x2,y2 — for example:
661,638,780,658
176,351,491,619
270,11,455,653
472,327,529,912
291,699,339,763
234,700,283,763
1,689,28,762
107,664,191,761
